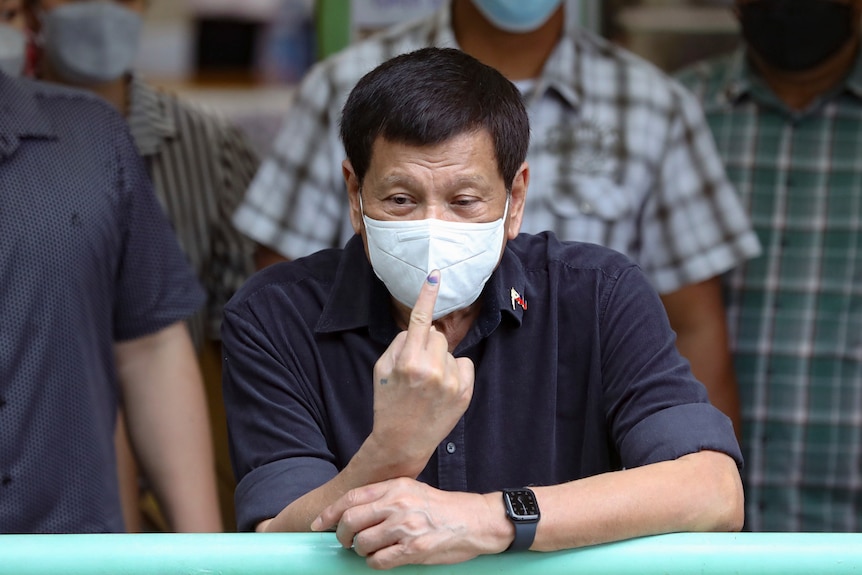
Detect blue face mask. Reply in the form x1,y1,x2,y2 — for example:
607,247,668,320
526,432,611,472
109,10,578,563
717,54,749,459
471,0,564,33
41,1,142,84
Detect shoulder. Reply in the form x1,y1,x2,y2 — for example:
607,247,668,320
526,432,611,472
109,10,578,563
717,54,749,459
143,82,241,138
674,50,741,103
508,231,638,280
134,80,259,163
16,76,128,132
303,16,436,95
2,77,137,168
226,247,343,313
569,29,697,105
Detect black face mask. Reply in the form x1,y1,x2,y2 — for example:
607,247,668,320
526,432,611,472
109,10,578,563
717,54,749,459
739,0,855,72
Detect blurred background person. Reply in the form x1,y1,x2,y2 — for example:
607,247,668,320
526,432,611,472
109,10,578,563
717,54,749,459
22,0,258,531
0,32,220,532
677,0,862,532
232,0,761,436
0,0,25,75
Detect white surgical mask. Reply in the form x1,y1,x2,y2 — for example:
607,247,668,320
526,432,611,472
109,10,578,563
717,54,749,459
0,23,26,78
41,1,142,84
362,197,509,320
471,0,563,33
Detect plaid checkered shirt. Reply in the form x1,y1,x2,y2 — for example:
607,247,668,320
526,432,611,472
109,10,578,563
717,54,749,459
678,47,862,532
233,3,760,296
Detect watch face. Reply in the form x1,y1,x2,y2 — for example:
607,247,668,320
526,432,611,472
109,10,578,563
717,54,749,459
505,489,540,521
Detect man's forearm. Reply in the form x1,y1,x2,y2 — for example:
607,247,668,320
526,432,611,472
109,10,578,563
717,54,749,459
259,433,432,532
116,321,223,532
529,450,743,552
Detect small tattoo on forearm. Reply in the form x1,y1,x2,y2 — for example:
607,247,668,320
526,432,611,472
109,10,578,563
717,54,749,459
380,378,388,385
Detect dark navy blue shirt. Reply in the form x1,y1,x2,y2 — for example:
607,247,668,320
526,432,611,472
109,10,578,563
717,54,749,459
0,73,205,533
223,232,742,532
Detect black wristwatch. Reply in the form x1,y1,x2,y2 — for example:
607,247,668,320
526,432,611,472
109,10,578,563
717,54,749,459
502,488,540,551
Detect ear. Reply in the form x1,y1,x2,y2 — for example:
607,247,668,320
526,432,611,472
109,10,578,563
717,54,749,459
506,161,529,240
343,159,364,235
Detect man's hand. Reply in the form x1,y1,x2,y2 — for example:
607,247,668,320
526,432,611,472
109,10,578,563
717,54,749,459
311,477,507,570
366,269,475,472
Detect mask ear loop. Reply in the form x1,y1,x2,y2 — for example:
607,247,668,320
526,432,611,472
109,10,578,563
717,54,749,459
357,189,366,218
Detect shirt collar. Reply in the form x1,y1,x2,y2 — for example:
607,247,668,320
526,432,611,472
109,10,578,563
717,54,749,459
714,43,862,107
430,1,580,109
532,12,583,110
716,49,752,105
0,74,56,159
127,75,176,156
316,235,527,344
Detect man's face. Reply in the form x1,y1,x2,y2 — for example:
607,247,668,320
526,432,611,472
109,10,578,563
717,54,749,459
733,0,862,73
1,0,26,30
345,129,526,246
343,128,529,321
24,0,147,83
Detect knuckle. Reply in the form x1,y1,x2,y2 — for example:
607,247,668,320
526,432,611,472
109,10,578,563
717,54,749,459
410,308,432,325
344,488,362,508
407,536,431,555
341,507,356,526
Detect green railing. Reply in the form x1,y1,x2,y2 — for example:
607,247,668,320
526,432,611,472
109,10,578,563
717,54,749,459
0,532,860,574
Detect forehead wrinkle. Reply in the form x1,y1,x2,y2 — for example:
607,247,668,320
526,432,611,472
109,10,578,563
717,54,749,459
376,171,491,193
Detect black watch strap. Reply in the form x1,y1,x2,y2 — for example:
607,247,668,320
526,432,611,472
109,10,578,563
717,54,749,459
502,488,540,552
508,515,537,551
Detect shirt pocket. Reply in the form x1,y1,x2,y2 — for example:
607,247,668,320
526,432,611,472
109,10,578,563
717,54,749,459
544,174,634,222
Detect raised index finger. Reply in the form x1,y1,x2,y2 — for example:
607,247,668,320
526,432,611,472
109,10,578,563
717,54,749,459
404,269,440,348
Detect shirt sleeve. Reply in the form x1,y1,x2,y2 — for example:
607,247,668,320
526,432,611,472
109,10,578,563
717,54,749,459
598,265,743,468
221,280,339,531
638,83,761,294
112,119,206,341
232,62,351,260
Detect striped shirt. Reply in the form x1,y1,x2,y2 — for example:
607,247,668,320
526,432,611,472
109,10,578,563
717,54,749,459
129,78,258,346
677,48,862,532
233,2,760,294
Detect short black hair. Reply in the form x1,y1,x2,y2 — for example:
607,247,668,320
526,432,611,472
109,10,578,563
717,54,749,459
340,47,530,190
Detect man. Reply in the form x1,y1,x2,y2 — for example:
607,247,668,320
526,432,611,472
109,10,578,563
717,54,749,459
0,61,219,530
223,47,744,569
0,0,25,75
232,0,761,434
676,0,862,532
21,0,260,530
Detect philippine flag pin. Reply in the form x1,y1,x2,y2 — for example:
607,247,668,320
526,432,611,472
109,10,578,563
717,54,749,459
510,287,527,311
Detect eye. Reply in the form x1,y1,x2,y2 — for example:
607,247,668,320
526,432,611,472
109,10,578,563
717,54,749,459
452,197,478,207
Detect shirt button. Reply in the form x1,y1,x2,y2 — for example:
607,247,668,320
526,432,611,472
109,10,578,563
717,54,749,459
0,397,6,408
579,201,593,215
1,475,11,487
445,442,456,454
